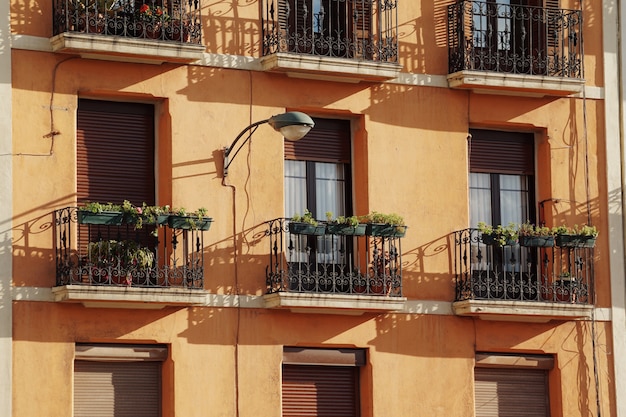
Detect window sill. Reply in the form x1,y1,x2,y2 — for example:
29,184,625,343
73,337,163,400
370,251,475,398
263,292,406,315
452,299,593,323
447,70,586,97
260,52,402,83
52,285,209,309
50,32,205,64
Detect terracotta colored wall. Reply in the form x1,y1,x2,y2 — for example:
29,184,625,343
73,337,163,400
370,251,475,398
8,0,615,416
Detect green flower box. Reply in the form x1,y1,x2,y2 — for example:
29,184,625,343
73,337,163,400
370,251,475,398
77,210,124,226
519,235,554,248
326,223,367,236
555,234,596,248
365,223,407,238
168,215,212,231
481,234,516,246
289,222,326,236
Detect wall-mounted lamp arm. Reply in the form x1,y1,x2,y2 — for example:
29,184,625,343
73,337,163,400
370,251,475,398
223,119,270,177
222,112,314,177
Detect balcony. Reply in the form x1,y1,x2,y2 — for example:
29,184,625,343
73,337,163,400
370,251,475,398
263,218,407,314
51,0,205,64
452,228,595,322
447,1,585,96
260,0,402,83
53,207,209,309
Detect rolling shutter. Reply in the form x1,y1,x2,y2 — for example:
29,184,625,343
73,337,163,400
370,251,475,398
469,129,534,175
74,344,167,417
282,365,359,417
77,99,155,206
285,118,351,163
282,347,364,417
475,368,549,417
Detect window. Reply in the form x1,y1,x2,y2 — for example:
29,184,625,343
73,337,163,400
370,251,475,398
469,129,535,229
77,99,156,208
280,0,372,58
285,117,352,264
282,347,364,417
475,353,553,417
471,0,557,75
77,99,156,246
74,344,167,417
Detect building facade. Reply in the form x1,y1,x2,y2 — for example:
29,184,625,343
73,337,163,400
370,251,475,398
3,0,624,416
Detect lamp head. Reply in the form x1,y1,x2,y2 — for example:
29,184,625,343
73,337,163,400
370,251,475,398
268,111,315,141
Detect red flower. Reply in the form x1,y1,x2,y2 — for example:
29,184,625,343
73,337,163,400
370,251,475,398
139,4,150,14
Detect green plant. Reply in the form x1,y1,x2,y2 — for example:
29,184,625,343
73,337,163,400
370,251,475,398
125,241,155,269
477,222,518,246
81,201,122,213
553,224,598,237
518,222,553,237
325,212,360,227
291,209,318,226
362,211,404,226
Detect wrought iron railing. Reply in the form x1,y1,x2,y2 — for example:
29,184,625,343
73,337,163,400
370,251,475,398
262,0,398,62
52,0,202,44
447,1,583,77
54,207,206,288
454,229,594,305
265,218,403,296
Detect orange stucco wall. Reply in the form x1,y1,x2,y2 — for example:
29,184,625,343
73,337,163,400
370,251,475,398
8,0,616,416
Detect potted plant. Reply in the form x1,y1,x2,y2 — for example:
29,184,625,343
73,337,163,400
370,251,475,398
324,212,366,236
477,222,518,246
518,222,554,247
554,224,598,248
289,209,326,235
168,207,213,231
77,202,124,225
361,211,407,237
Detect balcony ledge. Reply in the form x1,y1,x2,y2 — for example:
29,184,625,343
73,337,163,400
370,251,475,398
52,285,209,309
263,292,407,315
452,299,594,323
50,32,205,64
260,52,402,83
447,70,586,97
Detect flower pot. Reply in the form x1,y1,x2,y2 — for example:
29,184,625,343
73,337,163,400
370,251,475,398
288,222,326,236
168,215,212,231
365,223,407,238
519,235,554,247
326,223,367,236
555,234,596,248
77,210,124,226
554,279,577,302
480,234,516,246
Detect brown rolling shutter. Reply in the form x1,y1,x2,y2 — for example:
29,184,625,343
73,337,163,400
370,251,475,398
475,367,549,417
282,365,359,417
74,344,166,417
285,118,351,163
469,129,534,175
77,99,155,206
75,361,161,417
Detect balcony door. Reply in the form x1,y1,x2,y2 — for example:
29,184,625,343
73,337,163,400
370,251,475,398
282,0,372,58
469,129,535,275
284,117,352,265
472,0,552,74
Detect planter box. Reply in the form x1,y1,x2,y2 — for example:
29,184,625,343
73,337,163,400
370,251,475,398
326,223,367,236
480,234,516,246
168,215,212,231
555,234,596,248
77,210,124,226
288,222,326,236
365,223,407,238
519,235,554,247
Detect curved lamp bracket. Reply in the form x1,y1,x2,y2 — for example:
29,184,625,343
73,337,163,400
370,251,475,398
223,111,314,177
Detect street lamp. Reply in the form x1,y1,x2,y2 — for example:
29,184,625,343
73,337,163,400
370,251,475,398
223,111,315,177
